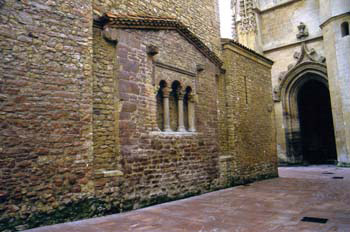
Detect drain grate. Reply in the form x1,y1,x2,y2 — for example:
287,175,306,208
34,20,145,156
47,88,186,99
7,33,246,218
322,172,334,175
301,217,328,224
332,176,344,179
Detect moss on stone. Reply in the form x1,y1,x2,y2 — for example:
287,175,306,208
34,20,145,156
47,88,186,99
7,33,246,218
1,198,121,232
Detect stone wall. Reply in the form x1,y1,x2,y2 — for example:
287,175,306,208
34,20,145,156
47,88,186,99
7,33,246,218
0,0,94,230
92,25,122,203
221,40,278,182
92,0,221,55
0,1,278,231
113,28,221,205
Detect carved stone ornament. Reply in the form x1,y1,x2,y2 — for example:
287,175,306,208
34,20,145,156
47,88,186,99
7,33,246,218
196,64,205,72
237,0,257,33
296,22,309,40
273,43,326,102
102,26,118,43
146,45,159,56
293,43,326,65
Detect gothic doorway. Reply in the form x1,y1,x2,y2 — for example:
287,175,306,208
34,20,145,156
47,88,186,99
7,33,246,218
276,61,338,164
297,78,337,164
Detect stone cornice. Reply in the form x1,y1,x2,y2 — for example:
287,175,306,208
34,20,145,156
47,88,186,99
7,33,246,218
154,61,197,77
255,0,302,14
320,12,350,29
94,13,223,68
263,35,323,53
222,39,274,67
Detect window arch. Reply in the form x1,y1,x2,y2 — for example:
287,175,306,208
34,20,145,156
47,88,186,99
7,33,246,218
341,21,349,37
156,80,195,132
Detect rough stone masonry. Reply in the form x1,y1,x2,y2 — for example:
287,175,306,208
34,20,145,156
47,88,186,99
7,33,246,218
0,0,277,231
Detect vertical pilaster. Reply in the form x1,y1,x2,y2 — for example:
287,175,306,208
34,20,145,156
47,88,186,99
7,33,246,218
188,94,196,132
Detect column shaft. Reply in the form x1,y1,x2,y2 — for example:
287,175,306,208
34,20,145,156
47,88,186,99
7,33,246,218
162,87,172,132
178,98,186,132
163,97,171,131
188,100,196,132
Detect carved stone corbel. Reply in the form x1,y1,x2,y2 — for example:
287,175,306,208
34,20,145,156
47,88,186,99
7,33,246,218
146,45,159,56
196,64,205,72
102,26,118,43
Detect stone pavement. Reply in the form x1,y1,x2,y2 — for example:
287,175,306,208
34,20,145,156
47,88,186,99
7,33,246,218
25,166,350,232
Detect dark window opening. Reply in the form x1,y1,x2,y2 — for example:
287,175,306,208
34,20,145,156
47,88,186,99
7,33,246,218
341,21,349,37
184,86,192,130
169,81,181,131
156,80,167,131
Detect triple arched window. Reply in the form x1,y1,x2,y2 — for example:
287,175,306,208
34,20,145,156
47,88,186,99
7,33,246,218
156,80,195,132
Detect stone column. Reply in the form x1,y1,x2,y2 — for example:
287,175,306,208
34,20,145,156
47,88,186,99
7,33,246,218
162,87,172,132
177,91,186,132
188,94,196,132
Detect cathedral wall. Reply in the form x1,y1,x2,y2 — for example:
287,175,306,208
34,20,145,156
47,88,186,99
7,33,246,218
322,14,350,165
264,39,324,161
319,0,350,24
259,0,322,51
256,0,326,162
92,0,221,55
0,0,94,231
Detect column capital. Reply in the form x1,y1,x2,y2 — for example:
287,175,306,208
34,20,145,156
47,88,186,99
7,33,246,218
161,87,171,98
178,90,186,100
188,93,197,103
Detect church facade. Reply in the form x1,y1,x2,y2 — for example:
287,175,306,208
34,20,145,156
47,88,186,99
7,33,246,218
0,0,278,230
232,0,350,166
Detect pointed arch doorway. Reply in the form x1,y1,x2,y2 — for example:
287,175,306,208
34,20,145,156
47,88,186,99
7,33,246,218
278,62,337,164
297,77,337,164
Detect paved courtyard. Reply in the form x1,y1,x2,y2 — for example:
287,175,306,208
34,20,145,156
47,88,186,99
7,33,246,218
26,166,350,232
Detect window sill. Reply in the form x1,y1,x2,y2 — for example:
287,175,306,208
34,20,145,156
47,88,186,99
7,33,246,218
150,131,198,136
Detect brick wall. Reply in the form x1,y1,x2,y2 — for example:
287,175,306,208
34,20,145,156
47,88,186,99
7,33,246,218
0,2,279,231
113,29,221,206
0,0,94,230
222,41,278,183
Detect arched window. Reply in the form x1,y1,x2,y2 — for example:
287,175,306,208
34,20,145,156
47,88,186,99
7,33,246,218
156,80,193,132
341,21,349,37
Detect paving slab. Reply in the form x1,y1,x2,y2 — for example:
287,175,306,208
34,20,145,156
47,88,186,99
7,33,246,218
25,165,350,232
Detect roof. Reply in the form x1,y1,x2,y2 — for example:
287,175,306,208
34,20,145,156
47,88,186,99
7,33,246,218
95,13,223,67
221,39,274,65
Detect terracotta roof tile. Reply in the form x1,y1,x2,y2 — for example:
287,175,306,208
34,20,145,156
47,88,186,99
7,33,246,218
97,13,223,67
221,38,274,65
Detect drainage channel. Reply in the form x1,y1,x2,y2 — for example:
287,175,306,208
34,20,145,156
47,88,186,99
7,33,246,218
301,217,328,224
